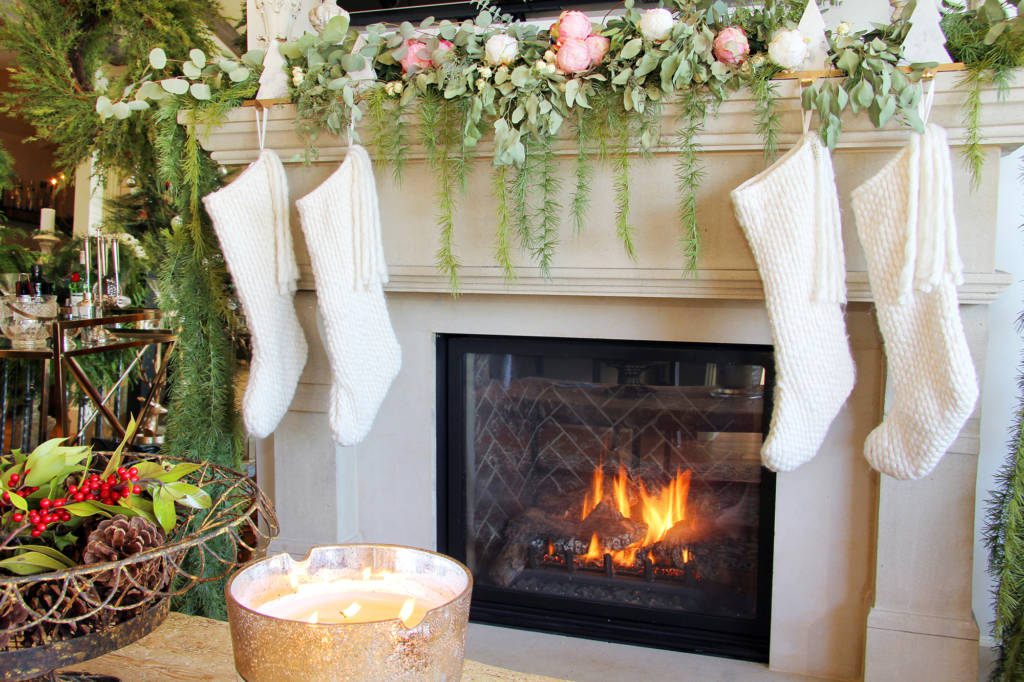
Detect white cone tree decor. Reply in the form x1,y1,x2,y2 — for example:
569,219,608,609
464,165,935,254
798,0,830,71
901,0,954,65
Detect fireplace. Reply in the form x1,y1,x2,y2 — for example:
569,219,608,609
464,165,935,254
437,335,776,661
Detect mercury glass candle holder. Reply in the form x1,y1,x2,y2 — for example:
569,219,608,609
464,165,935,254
226,544,472,681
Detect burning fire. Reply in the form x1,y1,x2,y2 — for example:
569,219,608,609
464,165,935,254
578,461,693,568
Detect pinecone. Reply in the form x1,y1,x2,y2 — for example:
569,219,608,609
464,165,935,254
21,579,108,645
83,515,167,591
0,590,29,650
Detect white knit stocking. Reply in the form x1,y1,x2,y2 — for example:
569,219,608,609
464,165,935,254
203,149,308,438
851,123,978,480
296,145,401,446
731,133,855,472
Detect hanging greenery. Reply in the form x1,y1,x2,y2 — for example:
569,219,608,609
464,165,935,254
942,0,1024,188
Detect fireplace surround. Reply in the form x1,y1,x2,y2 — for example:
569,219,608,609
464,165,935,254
197,72,1024,679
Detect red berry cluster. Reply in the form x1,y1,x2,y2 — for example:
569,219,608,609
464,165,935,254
4,467,143,538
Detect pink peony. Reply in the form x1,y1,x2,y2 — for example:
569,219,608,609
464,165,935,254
712,26,749,65
555,37,591,73
552,10,591,45
399,40,431,73
437,39,454,55
584,35,610,65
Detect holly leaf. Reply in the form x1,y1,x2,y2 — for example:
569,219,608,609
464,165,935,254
62,501,112,518
25,438,69,486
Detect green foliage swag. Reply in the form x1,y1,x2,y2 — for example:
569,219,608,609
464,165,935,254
0,0,258,619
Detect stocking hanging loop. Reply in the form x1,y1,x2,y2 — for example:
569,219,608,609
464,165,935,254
255,105,270,151
920,69,938,125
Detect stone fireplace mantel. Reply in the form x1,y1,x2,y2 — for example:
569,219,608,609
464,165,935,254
198,74,1024,680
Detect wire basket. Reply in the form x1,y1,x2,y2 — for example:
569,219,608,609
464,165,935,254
0,455,278,680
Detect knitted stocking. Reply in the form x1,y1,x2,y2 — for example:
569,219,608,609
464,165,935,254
203,149,308,438
851,123,978,480
296,145,401,446
731,133,855,471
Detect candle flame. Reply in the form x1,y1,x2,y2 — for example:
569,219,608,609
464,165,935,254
289,573,300,590
398,598,416,627
362,567,372,580
307,611,319,624
341,602,362,619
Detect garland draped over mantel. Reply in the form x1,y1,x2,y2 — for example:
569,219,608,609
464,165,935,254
1,0,1023,638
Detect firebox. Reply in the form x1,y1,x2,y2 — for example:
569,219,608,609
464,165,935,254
437,334,776,662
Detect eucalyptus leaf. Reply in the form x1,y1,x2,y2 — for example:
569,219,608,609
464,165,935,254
242,49,265,67
341,54,366,73
612,68,632,86
112,102,131,119
854,80,874,109
229,67,251,83
149,48,167,70
160,78,190,95
400,21,415,39
476,11,492,27
620,38,643,61
421,16,435,28
95,96,114,119
510,65,530,87
182,61,202,79
565,79,580,107
440,23,457,41
328,77,347,90
877,94,897,127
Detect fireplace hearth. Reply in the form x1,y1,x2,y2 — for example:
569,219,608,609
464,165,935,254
438,335,776,661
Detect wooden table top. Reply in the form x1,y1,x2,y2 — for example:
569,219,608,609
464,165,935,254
60,611,565,681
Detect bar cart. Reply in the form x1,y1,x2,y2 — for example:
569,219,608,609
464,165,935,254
0,308,176,446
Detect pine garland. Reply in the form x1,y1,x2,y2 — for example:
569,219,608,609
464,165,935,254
676,86,709,273
531,132,561,277
570,108,595,235
366,88,409,183
750,68,783,162
492,164,516,282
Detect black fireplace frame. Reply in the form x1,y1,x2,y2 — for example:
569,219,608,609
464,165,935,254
436,334,777,662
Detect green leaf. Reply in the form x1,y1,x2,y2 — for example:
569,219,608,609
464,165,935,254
800,84,817,110
149,48,167,70
877,95,897,127
343,86,355,107
242,49,265,68
854,80,874,109
341,54,366,73
102,416,138,481
189,83,212,101
218,59,240,73
229,67,251,83
634,52,660,79
160,78,190,95
400,21,415,39
440,23,457,41
182,61,202,79
565,79,580,107
188,48,206,69
420,16,435,28
510,65,530,87
660,54,681,92
0,551,66,575
15,545,75,567
164,482,212,509
327,77,347,90
620,38,643,61
835,50,860,75
476,11,492,27
25,438,67,486
62,501,111,518
154,487,175,534
128,100,151,111
153,462,203,484
8,490,26,511
612,68,632,86
903,107,925,134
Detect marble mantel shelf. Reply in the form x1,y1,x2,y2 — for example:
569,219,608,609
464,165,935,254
194,71,1023,302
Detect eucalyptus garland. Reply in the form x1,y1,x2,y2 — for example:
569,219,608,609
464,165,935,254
279,0,965,286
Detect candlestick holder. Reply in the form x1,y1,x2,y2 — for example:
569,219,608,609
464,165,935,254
226,544,472,681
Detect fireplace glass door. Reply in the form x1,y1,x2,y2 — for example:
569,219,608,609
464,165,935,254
438,335,775,661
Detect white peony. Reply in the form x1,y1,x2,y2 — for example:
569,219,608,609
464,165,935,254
638,8,674,43
484,34,518,66
767,29,809,70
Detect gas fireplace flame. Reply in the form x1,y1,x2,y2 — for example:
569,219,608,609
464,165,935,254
577,462,693,569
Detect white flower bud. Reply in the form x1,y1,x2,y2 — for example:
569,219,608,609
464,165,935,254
291,66,305,86
478,65,492,78
535,59,547,71
392,81,404,94
638,8,674,43
836,22,852,36
476,77,487,90
544,50,556,63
